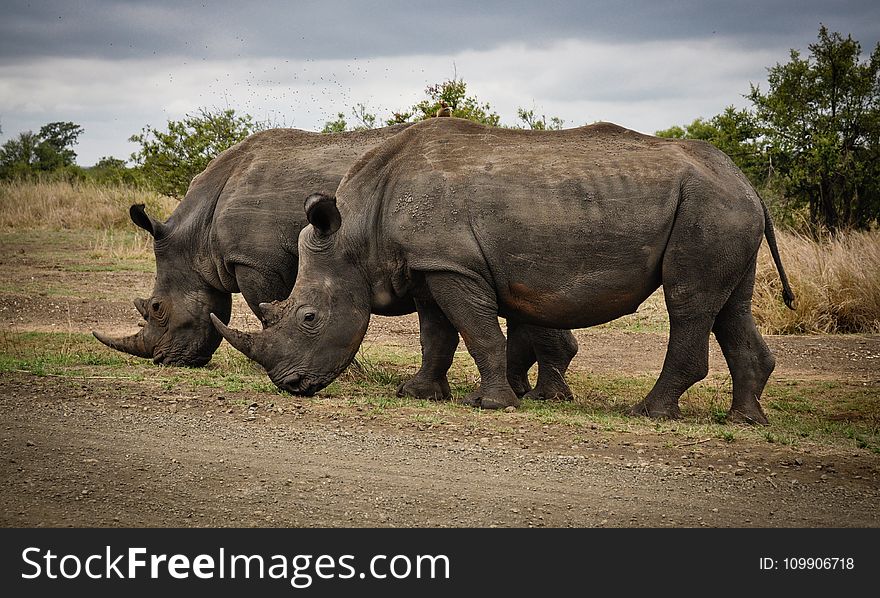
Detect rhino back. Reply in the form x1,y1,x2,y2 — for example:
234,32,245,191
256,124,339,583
338,118,754,327
193,126,410,292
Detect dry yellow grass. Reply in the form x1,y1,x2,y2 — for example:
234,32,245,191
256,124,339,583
0,180,175,231
755,230,880,334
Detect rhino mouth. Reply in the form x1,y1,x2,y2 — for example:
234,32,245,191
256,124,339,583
274,372,332,397
153,348,211,368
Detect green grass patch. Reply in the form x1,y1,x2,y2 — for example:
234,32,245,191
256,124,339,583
2,331,877,453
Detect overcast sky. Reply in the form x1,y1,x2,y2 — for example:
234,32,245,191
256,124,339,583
1,0,878,166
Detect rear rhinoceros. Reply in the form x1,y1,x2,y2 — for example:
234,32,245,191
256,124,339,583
213,118,795,423
93,125,577,401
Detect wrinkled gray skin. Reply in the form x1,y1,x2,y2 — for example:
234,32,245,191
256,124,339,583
93,125,577,400
214,118,795,423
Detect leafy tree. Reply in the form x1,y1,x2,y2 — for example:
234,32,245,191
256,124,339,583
387,78,501,126
35,122,84,170
0,131,40,178
86,156,144,187
516,108,564,131
748,26,880,230
130,107,260,198
655,107,766,185
350,104,377,130
0,122,84,179
322,104,377,133
321,112,348,133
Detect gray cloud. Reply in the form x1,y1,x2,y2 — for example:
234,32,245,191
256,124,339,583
2,1,878,165
2,0,878,63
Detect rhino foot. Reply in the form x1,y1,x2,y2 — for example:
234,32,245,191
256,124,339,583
508,373,532,397
461,387,521,410
522,383,574,402
629,400,682,420
396,376,451,401
727,406,769,426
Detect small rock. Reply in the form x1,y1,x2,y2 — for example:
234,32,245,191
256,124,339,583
503,406,516,413
734,469,746,476
25,440,35,447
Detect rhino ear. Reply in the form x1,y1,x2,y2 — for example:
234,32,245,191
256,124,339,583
129,204,166,238
304,193,341,237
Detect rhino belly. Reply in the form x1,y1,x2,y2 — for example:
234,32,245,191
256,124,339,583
497,266,661,329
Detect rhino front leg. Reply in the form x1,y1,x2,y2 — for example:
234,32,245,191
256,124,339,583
397,298,458,401
426,273,519,410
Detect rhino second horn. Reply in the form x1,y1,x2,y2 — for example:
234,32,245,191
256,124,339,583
210,314,256,358
258,302,282,324
92,329,152,358
134,297,148,317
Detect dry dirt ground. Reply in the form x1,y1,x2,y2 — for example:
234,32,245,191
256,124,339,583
1,235,879,527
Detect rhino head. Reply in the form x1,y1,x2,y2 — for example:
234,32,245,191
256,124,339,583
211,193,370,394
93,203,232,367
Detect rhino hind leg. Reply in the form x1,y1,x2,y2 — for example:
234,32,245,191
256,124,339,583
629,312,713,419
426,273,519,410
397,298,458,401
712,260,773,426
514,324,577,401
630,188,765,421
505,321,536,396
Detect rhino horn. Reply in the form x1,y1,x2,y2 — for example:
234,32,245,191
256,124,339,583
92,329,152,358
134,297,148,318
210,313,256,358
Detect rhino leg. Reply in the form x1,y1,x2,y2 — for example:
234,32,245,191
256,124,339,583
507,322,577,401
630,189,764,420
712,259,773,426
426,273,519,410
629,311,713,419
397,298,457,401
521,325,577,401
505,321,536,396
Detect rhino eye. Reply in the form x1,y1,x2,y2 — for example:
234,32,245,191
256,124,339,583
151,301,162,313
303,312,316,322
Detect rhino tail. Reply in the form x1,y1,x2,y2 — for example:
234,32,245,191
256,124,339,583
759,195,796,310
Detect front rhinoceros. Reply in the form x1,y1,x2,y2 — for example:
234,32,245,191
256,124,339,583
214,118,795,422
94,124,578,401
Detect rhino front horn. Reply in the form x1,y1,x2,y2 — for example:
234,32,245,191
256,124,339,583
210,314,256,358
92,329,151,358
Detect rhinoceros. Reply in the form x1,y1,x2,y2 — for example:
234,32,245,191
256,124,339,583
93,125,578,401
212,118,795,423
